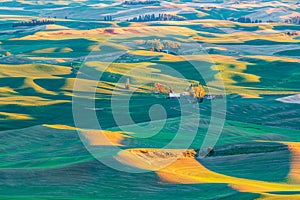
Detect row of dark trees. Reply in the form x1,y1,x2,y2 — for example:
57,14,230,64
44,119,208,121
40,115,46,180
12,19,55,27
123,0,159,5
104,15,113,21
236,16,263,24
285,16,300,25
127,14,185,22
233,16,300,25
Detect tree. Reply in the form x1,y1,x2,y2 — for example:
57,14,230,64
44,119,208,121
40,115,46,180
125,78,130,90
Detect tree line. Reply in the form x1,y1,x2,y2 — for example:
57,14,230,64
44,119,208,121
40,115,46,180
127,13,185,22
104,15,113,21
285,16,300,24
12,19,55,27
123,0,159,5
232,16,300,25
235,16,262,24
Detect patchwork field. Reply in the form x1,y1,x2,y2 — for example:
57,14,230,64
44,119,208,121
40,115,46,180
0,0,300,199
